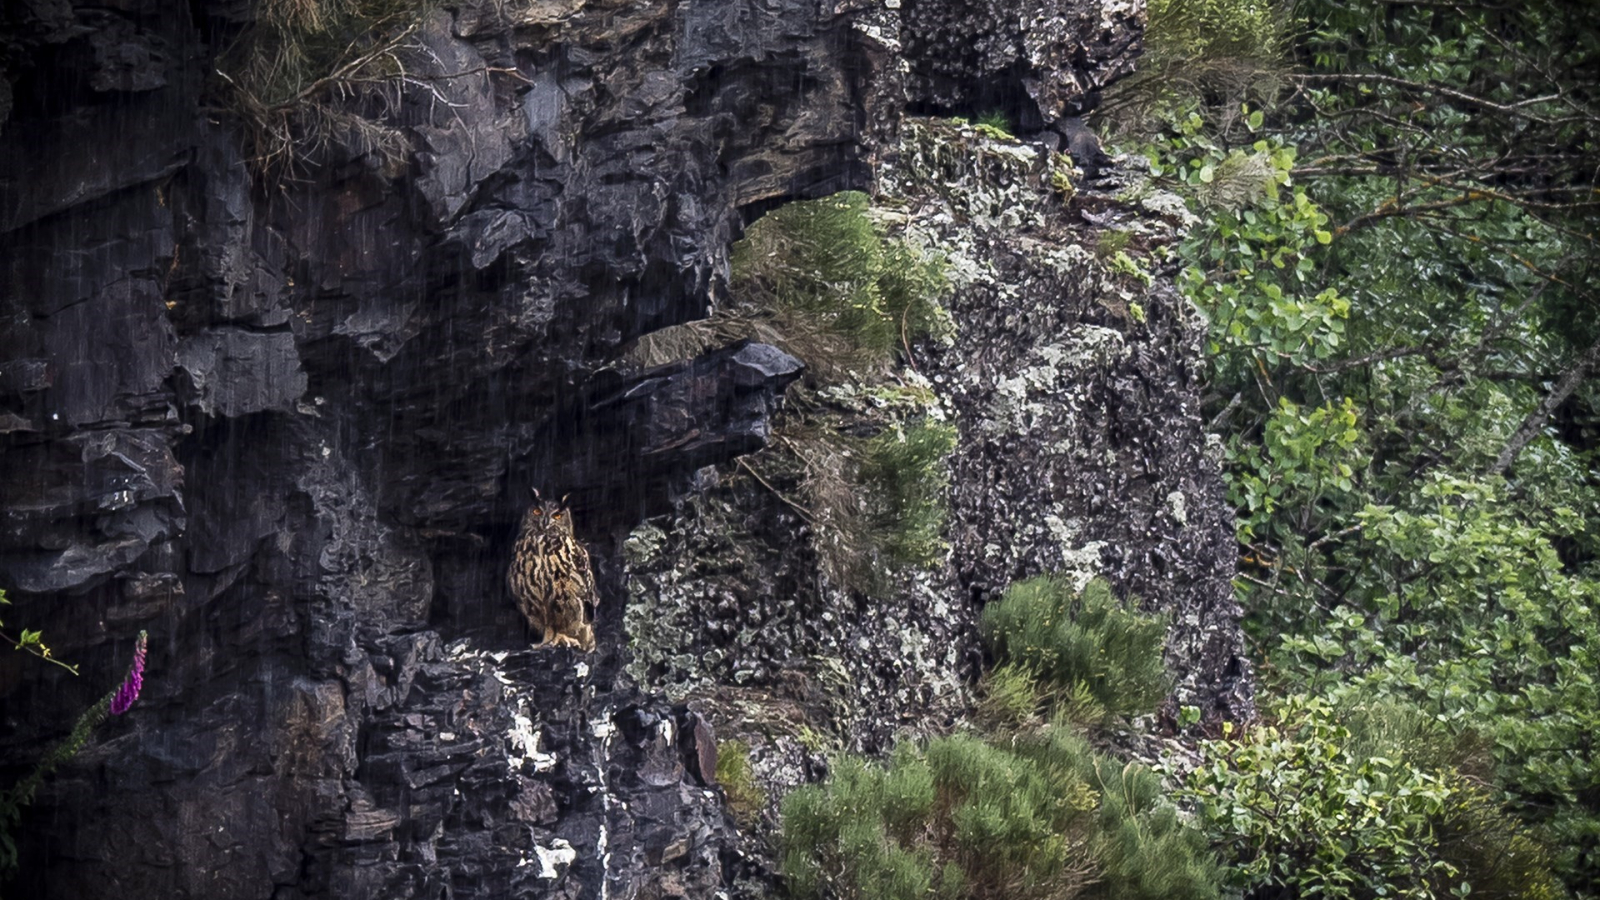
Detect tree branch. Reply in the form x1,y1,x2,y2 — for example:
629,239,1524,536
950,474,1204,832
1488,332,1600,477
1295,72,1582,125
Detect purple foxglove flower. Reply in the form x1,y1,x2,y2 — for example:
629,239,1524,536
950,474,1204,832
110,631,148,716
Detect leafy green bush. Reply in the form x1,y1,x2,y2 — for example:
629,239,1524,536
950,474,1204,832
1123,2,1600,894
1184,695,1561,900
1142,101,1600,894
782,728,1218,900
980,577,1169,720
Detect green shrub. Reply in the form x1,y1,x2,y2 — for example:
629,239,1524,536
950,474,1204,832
783,728,1218,900
1098,0,1290,134
782,749,943,900
700,192,958,592
981,577,1169,720
1184,695,1562,900
730,191,950,377
859,420,958,568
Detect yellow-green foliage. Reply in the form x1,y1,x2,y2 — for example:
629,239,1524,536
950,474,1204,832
781,729,1219,900
973,112,1017,142
730,191,950,378
981,577,1169,719
977,661,1042,726
1185,696,1562,900
716,738,768,829
1099,0,1290,133
1049,153,1077,199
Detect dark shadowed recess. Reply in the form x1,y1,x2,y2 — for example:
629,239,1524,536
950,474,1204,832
904,62,1047,132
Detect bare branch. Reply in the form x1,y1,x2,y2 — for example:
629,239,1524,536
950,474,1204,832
1296,72,1590,126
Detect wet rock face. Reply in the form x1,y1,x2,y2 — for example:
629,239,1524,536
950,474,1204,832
899,0,1145,124
0,2,1229,900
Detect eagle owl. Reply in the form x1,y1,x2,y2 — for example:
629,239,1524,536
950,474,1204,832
508,490,597,651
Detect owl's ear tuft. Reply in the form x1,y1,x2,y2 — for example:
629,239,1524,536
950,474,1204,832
531,487,542,501
560,493,570,506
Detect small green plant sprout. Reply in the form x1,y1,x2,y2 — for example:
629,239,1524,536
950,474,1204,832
1177,705,1202,729
1109,251,1153,289
1050,153,1077,198
0,590,75,675
1093,229,1133,259
715,738,768,829
1128,301,1147,324
980,576,1169,721
973,111,1017,141
0,631,148,874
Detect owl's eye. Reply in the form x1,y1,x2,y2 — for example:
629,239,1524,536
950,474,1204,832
532,509,542,516
553,512,563,520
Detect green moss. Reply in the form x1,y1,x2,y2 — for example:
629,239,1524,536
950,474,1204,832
1109,251,1153,288
716,738,769,829
981,577,1169,720
975,111,1016,141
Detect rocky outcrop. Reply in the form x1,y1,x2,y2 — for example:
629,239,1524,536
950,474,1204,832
620,121,1251,846
0,0,1245,898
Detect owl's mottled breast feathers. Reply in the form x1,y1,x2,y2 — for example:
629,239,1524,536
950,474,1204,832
508,492,597,651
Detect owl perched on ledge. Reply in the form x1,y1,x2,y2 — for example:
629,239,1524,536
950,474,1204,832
508,490,597,651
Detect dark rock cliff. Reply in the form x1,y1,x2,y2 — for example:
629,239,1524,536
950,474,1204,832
0,0,1248,897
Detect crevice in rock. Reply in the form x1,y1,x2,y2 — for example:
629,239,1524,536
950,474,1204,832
903,61,1046,131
